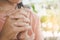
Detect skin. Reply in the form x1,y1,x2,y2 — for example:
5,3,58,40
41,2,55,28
0,8,31,40
0,0,43,40
0,0,33,40
8,0,22,4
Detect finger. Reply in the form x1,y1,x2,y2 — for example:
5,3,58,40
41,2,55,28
8,8,28,18
14,21,30,27
6,9,20,16
17,31,26,40
6,8,17,16
9,14,26,20
13,25,31,32
19,8,28,18
24,8,31,17
8,26,31,39
8,14,30,24
9,13,29,20
17,17,30,24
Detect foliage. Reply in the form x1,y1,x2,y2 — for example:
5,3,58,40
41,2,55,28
31,4,37,13
41,16,48,23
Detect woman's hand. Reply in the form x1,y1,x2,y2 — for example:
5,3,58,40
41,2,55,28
0,8,31,40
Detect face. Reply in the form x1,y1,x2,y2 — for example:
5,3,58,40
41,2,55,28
8,0,22,4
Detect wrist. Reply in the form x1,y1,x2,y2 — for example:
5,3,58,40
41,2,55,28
0,32,8,40
0,35,7,40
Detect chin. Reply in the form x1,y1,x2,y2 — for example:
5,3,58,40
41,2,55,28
8,0,19,4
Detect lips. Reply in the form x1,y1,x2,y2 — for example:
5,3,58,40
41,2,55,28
10,37,18,40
